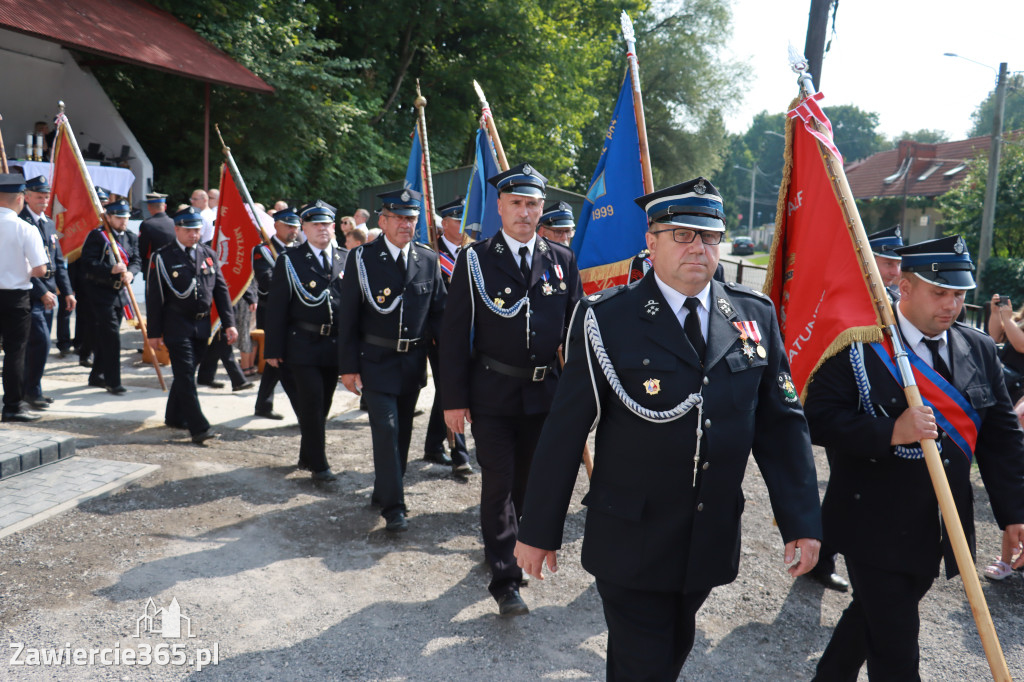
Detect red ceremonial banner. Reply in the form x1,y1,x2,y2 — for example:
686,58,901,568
210,163,263,331
47,120,103,262
764,93,881,399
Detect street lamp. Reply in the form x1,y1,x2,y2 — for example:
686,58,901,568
944,52,1008,301
734,164,768,234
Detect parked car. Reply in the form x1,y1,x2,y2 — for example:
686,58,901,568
731,236,755,256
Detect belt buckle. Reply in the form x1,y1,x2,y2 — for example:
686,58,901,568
195,312,206,320
396,338,410,353
112,280,123,290
320,324,332,336
532,366,547,382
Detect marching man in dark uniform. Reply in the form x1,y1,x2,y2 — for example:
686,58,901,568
867,224,903,297
441,163,583,615
79,199,141,394
515,177,822,677
536,201,575,246
20,175,75,409
138,192,176,277
422,196,473,478
264,201,348,481
805,235,1024,681
146,207,237,444
338,189,446,531
70,186,111,368
252,207,301,420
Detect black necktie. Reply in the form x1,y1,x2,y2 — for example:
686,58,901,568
396,250,407,278
518,245,530,283
923,338,952,383
683,297,706,360
321,250,330,273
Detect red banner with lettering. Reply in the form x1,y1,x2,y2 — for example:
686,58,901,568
763,93,881,399
47,119,103,262
211,163,263,331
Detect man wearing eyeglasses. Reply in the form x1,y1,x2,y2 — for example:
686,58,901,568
515,177,822,680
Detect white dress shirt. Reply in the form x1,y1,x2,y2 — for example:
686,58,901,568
653,273,710,341
382,237,410,267
501,231,537,269
896,304,950,370
0,207,48,290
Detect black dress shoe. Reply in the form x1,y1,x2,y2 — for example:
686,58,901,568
232,381,255,392
808,565,850,592
385,512,409,532
164,420,189,430
191,430,219,445
106,385,128,395
2,411,42,423
79,358,93,368
423,450,453,466
88,377,106,388
26,398,50,410
496,590,529,617
311,468,338,482
254,409,284,420
452,463,475,479
198,381,225,389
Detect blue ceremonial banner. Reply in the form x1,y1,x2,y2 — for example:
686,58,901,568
462,128,502,239
404,127,429,243
572,75,648,274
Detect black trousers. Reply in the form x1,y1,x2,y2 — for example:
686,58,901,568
197,331,246,388
23,301,53,399
812,558,935,682
71,263,94,359
88,291,124,388
597,579,711,682
281,362,338,473
470,412,546,597
0,289,31,413
255,362,295,413
424,346,469,464
363,388,420,519
164,336,211,436
56,290,73,351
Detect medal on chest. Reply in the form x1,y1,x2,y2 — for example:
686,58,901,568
541,271,553,296
732,320,765,362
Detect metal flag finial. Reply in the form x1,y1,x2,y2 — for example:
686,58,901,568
620,10,635,42
788,44,816,97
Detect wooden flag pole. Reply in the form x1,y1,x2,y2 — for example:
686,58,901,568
0,114,8,173
621,11,654,194
790,58,1011,682
214,125,276,259
414,79,440,254
57,102,164,391
472,81,510,172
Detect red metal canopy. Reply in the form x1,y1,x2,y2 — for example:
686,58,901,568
0,0,273,93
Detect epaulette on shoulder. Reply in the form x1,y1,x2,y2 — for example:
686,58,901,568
724,281,770,300
953,320,987,339
583,285,625,305
413,241,433,251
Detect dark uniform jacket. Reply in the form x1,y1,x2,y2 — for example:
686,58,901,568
138,212,176,275
804,322,1024,578
264,242,347,367
20,208,72,300
80,227,141,304
252,236,291,304
337,238,446,394
440,233,582,416
146,241,235,341
517,274,822,594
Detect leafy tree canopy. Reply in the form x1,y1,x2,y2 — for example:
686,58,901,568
890,129,949,146
969,74,1024,138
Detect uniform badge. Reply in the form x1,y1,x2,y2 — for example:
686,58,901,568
588,294,601,302
494,242,506,255
954,236,965,254
384,288,391,296
310,281,317,288
717,297,734,317
171,271,179,278
559,282,566,291
894,225,902,239
777,373,799,403
376,295,386,304
694,178,707,195
643,378,661,395
739,331,755,361
523,164,533,176
401,190,411,202
494,297,505,308
644,299,660,316
504,287,511,294
541,282,554,296
756,345,767,359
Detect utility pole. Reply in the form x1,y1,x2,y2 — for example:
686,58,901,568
975,62,1007,301
748,163,757,234
803,0,835,90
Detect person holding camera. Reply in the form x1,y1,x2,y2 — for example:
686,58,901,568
987,293,1024,405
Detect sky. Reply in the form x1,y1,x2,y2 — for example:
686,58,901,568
722,0,1024,140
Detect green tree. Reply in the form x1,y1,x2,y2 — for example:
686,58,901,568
969,74,1024,138
890,129,949,146
938,141,1024,259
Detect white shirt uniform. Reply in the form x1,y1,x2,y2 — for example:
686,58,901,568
0,207,48,290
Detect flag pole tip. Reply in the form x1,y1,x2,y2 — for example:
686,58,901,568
57,100,65,112
620,11,634,41
414,95,427,109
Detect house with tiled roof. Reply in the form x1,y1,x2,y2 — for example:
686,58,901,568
847,135,1010,243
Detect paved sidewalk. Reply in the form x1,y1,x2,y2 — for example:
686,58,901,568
0,456,158,539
